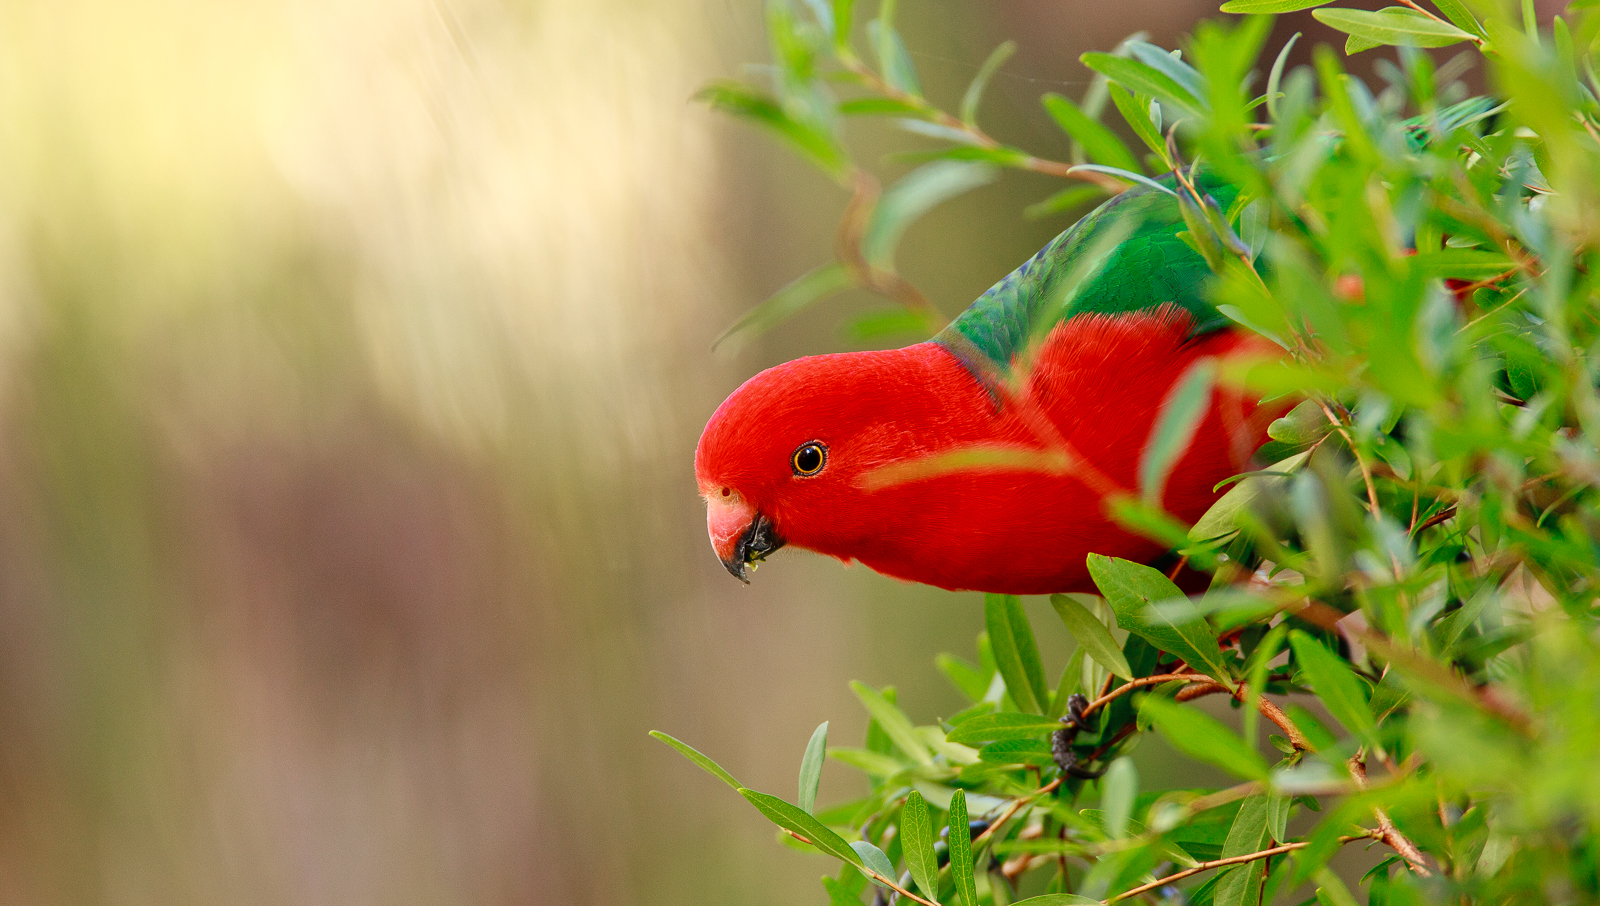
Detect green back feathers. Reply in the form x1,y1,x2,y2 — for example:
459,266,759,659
934,171,1238,376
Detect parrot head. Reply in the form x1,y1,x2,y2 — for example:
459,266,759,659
694,344,978,583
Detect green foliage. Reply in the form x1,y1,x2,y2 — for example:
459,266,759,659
659,0,1600,902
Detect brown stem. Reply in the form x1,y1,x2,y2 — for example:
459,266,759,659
1083,673,1312,752
780,830,940,906
1109,834,1376,902
1348,756,1433,877
838,58,1129,193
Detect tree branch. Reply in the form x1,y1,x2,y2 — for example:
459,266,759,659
1348,756,1433,876
1108,833,1376,902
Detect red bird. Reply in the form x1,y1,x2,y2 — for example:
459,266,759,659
696,174,1279,594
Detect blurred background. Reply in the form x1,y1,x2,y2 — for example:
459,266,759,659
0,2,1475,904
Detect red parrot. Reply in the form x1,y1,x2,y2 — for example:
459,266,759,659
696,173,1279,594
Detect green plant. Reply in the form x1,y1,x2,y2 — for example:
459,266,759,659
659,1,1600,903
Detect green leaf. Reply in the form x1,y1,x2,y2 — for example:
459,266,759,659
713,263,854,351
845,306,938,343
831,0,854,50
650,730,743,790
1108,84,1168,164
945,711,1064,745
1024,185,1108,220
1041,93,1143,173
862,161,999,269
1288,631,1379,749
869,18,922,96
901,791,941,899
1140,697,1270,781
1311,8,1474,50
1429,0,1485,38
961,40,1016,126
1265,32,1301,121
1126,41,1206,102
1188,450,1311,542
1220,0,1330,10
828,747,908,777
800,721,829,814
1140,358,1217,504
937,653,992,702
1050,594,1133,681
838,97,926,116
740,788,865,866
985,594,1051,714
1067,164,1175,197
822,875,862,906
949,790,979,906
1214,795,1272,906
695,81,848,178
1081,52,1205,119
978,739,1057,766
1011,897,1104,905
850,840,898,884
851,681,935,766
1101,757,1138,838
1087,555,1233,681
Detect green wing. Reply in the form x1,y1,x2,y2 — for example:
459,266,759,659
934,170,1239,378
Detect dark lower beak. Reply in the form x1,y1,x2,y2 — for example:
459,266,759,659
723,512,786,583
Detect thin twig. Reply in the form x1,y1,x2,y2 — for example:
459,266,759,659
1082,673,1313,752
1109,834,1378,902
781,830,940,906
837,58,1129,193
1349,756,1433,876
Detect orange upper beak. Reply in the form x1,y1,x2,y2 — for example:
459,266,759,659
705,492,784,583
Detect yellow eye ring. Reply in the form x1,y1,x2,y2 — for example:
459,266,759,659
791,441,827,476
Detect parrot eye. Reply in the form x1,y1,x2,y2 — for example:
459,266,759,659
791,441,827,476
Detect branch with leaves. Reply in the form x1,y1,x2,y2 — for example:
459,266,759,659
661,0,1600,903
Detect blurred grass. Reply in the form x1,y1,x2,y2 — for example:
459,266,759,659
0,1,1250,904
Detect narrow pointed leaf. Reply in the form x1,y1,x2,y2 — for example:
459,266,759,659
1109,84,1167,162
902,791,941,900
1050,594,1133,681
1068,164,1176,197
851,681,934,765
831,0,854,50
1311,8,1474,49
948,790,979,906
1221,0,1332,11
1081,52,1205,119
1087,555,1233,681
1126,41,1205,102
695,81,848,178
1288,631,1379,748
1140,359,1216,504
985,593,1050,714
740,788,865,866
650,731,742,790
800,721,829,814
1042,93,1143,173
863,162,999,268
713,263,853,351
1101,757,1139,838
961,40,1016,126
1140,696,1269,780
850,840,898,884
1011,897,1104,905
945,711,1064,745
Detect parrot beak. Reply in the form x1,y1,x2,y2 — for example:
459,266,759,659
706,493,785,583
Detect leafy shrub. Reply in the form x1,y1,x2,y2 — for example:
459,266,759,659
659,1,1600,903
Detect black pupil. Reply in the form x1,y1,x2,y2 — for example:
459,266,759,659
795,445,822,473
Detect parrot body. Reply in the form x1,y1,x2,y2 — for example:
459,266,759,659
696,172,1278,594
